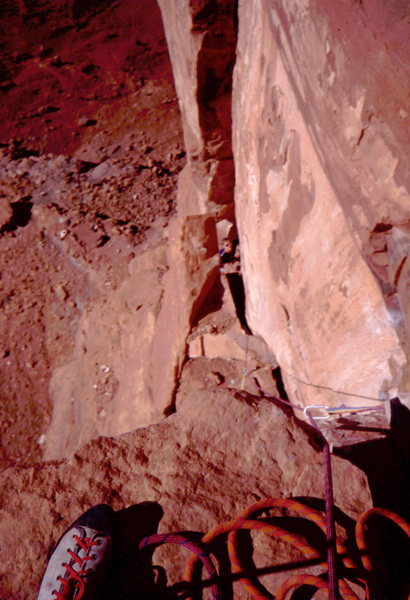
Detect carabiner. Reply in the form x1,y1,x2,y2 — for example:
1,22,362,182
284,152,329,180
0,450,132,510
303,405,330,420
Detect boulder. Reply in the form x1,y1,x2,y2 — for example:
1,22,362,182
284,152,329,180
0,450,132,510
0,368,371,599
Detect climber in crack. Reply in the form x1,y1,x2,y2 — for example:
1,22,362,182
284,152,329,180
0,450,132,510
219,237,251,335
219,237,241,274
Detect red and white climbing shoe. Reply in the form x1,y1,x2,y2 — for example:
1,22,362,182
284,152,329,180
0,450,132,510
37,504,116,600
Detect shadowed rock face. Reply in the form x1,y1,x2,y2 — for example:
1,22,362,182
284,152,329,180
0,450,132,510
158,0,237,211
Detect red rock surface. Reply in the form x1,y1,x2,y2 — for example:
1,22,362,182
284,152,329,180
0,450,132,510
157,0,410,417
0,366,371,599
0,2,409,599
232,0,410,412
0,0,175,159
0,0,184,464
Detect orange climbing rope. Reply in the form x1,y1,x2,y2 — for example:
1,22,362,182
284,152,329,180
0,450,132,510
184,515,323,600
139,501,410,599
225,497,356,600
356,506,410,571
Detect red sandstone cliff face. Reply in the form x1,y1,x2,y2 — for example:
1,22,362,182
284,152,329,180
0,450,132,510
233,0,410,413
2,0,408,463
0,1,409,597
158,0,410,417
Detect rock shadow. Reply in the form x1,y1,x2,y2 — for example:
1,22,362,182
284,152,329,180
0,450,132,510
335,398,410,600
1,197,33,232
105,501,164,600
225,272,252,334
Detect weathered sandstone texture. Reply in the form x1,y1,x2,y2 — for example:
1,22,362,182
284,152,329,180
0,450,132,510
0,0,187,462
0,367,371,599
157,0,409,418
4,0,408,462
1,3,409,598
150,0,241,415
158,0,236,212
232,0,410,412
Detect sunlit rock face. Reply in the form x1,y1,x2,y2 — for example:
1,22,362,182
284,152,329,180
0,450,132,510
4,0,408,461
158,0,237,213
232,0,409,411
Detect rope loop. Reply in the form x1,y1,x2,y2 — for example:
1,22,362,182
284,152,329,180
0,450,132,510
139,532,220,600
138,501,410,600
356,507,410,578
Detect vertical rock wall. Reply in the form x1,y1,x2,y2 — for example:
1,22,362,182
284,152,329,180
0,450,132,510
159,0,409,414
158,0,237,213
232,0,409,410
151,0,239,413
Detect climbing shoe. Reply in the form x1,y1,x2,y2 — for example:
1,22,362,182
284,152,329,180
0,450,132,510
37,504,116,600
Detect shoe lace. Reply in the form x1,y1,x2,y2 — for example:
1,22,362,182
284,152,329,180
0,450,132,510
52,535,102,600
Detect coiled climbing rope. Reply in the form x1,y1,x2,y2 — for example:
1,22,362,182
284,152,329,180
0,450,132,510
139,501,410,599
225,498,355,600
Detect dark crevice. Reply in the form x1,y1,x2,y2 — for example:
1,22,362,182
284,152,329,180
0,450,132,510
2,197,33,232
9,140,39,160
272,366,288,400
163,347,190,419
393,255,407,287
373,222,393,233
225,273,251,334
335,399,410,599
194,1,238,205
78,160,99,173
96,234,110,247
